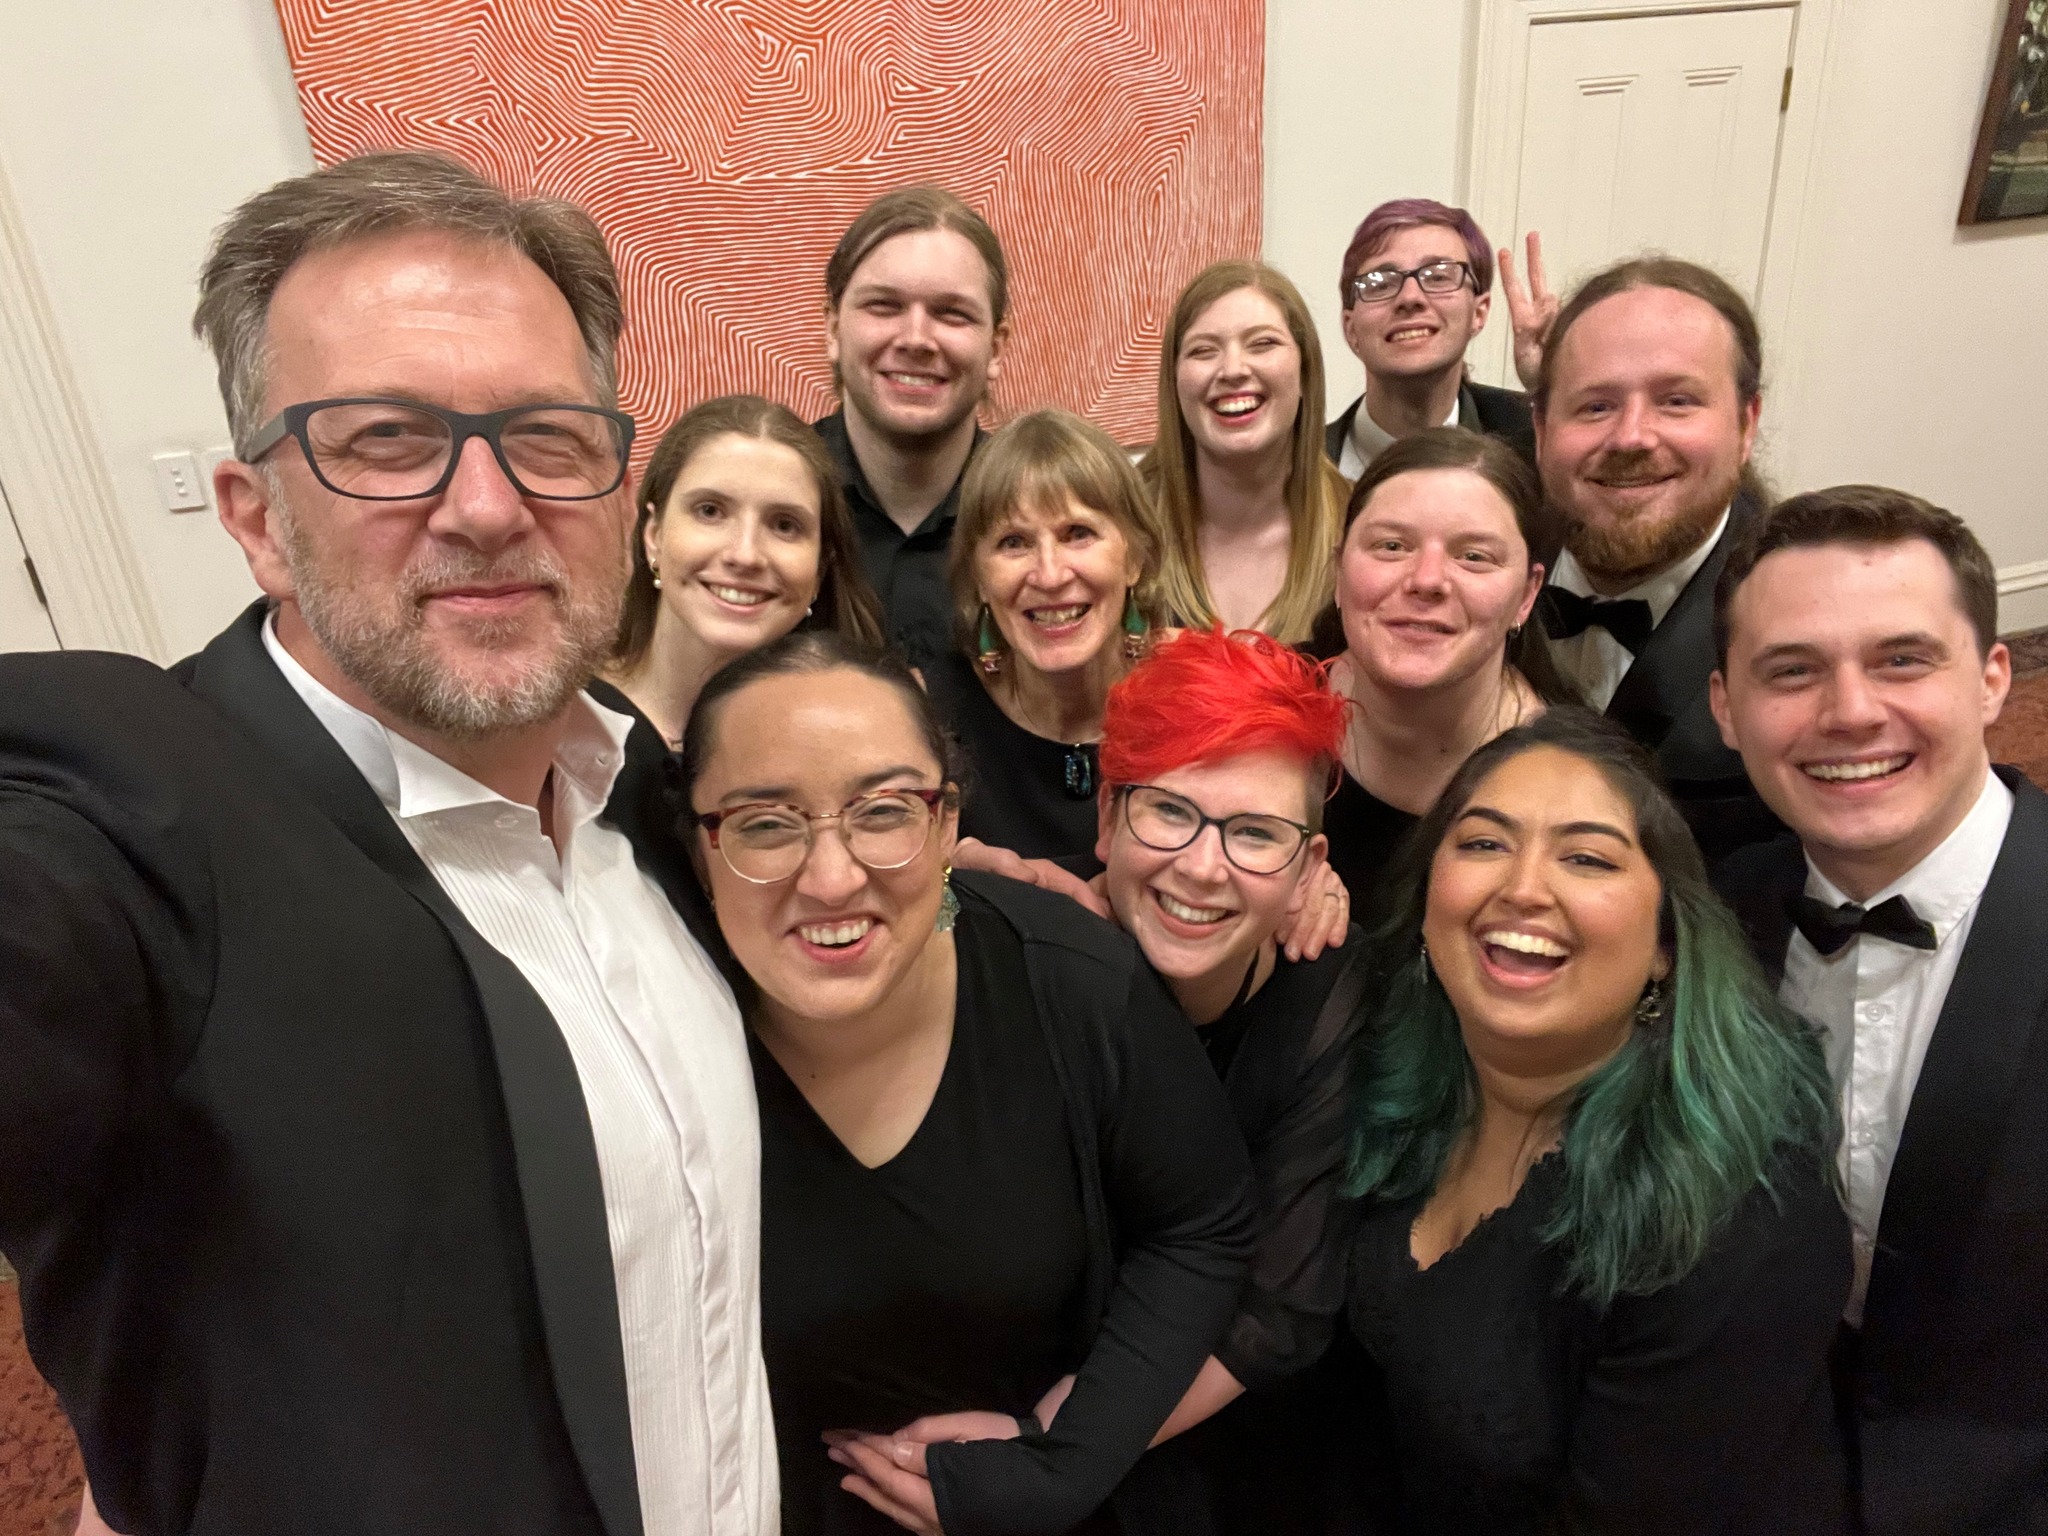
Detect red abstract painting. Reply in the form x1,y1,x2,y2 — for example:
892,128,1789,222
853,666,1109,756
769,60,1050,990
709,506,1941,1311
272,0,1263,454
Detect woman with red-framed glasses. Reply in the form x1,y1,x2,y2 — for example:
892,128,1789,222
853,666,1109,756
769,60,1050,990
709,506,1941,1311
677,629,1254,1536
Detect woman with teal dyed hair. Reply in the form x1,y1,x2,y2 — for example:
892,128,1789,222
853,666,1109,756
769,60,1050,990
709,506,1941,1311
1340,707,1852,1535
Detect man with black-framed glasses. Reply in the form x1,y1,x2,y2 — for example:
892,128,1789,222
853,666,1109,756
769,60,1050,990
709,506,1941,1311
0,152,776,1536
1327,198,1541,479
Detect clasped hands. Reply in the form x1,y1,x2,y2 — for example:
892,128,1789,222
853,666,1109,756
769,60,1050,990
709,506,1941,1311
824,1377,1078,1535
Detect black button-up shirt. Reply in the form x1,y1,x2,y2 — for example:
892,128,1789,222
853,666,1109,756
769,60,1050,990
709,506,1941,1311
813,410,984,669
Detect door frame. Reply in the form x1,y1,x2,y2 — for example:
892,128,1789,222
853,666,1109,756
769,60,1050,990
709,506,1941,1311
0,156,165,658
1460,0,1845,406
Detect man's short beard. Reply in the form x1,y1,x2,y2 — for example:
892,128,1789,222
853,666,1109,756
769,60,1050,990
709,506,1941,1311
275,495,624,740
1561,451,1738,588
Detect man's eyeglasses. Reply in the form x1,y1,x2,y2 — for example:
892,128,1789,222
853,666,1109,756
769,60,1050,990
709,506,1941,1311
694,787,951,885
1116,784,1312,877
242,398,636,502
1347,259,1477,307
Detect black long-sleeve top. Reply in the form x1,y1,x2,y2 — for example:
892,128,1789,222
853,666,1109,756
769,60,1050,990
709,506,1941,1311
1126,936,1374,1536
758,871,1256,1536
1345,1149,1854,1535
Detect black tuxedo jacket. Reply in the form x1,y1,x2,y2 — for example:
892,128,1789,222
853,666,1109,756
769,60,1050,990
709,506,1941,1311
1538,492,1782,865
0,602,721,1536
1715,768,2048,1536
1324,379,1537,471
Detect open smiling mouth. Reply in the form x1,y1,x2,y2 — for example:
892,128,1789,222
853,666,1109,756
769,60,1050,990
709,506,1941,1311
1385,325,1437,344
1026,603,1090,629
1477,927,1570,978
1156,891,1232,927
704,582,771,608
1209,394,1263,419
797,918,873,949
1802,754,1912,783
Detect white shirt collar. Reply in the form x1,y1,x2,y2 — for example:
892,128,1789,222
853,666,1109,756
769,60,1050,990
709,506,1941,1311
1804,767,2015,941
1349,386,1462,467
259,610,633,827
1550,506,1731,629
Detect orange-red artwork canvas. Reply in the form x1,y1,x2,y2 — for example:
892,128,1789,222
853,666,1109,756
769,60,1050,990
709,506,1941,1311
272,1,1264,456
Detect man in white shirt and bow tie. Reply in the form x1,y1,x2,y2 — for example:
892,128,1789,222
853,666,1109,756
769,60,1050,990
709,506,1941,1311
1710,484,2047,1536
1531,255,1781,861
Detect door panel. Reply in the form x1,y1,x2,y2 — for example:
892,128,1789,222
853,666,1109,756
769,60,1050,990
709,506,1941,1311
1,484,61,651
1509,5,1796,336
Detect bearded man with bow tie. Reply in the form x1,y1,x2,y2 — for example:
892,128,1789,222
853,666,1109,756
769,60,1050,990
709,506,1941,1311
1531,255,1782,862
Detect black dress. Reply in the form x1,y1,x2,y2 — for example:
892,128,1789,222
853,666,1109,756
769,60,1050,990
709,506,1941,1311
755,904,1090,1535
1145,937,1375,1536
1321,771,1419,921
922,650,1104,865
754,873,1256,1536
1344,1151,1854,1535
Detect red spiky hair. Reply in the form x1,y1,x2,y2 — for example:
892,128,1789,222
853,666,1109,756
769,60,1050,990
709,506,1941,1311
1100,628,1350,791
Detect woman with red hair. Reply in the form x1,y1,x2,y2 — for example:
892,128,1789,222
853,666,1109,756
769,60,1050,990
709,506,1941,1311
906,629,1372,1534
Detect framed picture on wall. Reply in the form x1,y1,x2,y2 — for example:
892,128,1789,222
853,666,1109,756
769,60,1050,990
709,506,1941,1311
1962,0,2048,223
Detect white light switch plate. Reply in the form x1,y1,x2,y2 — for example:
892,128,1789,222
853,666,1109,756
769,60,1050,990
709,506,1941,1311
152,450,209,512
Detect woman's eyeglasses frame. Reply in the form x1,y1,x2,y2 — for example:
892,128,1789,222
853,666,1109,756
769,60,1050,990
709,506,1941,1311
693,786,953,885
1113,782,1314,877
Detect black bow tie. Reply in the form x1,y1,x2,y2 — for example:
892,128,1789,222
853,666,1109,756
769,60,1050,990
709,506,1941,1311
1787,894,1938,957
1543,588,1655,654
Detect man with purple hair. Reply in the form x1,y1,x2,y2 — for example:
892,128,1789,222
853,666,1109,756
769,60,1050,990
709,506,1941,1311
1325,199,1543,479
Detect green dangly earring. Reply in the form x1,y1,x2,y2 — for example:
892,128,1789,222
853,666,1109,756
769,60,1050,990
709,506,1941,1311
1121,592,1149,661
976,604,1004,676
936,864,960,932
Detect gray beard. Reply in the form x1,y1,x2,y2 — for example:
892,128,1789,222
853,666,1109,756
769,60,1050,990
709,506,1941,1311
278,504,624,741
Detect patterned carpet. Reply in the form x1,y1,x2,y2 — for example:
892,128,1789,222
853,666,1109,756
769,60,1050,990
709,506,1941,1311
6,640,2048,1536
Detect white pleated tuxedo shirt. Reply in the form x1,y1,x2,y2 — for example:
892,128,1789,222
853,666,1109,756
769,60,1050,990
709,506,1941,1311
264,618,775,1536
1780,768,2013,1327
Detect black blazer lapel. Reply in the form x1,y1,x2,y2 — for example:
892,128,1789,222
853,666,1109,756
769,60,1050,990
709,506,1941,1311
185,603,646,1536
1866,769,2048,1337
1326,396,1360,464
1605,493,1758,770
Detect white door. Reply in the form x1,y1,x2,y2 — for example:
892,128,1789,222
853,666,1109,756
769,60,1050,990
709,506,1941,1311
1473,4,1797,386
0,478,61,651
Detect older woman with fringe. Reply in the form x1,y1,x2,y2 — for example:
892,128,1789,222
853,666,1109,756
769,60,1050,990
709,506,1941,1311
1340,708,1852,1535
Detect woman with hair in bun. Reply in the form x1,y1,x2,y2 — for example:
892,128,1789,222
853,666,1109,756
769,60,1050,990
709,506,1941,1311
601,393,883,749
678,629,1255,1536
1316,426,1576,907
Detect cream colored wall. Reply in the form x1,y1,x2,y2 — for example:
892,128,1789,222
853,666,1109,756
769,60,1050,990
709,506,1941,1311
1765,0,2048,631
1264,0,2048,632
1263,0,1474,429
0,0,306,658
1,0,2041,654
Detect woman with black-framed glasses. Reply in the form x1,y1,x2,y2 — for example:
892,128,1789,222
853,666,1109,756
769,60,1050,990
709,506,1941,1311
920,629,1372,1535
679,629,1254,1536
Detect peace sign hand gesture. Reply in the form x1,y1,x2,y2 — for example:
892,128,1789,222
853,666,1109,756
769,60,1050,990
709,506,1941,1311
1496,230,1559,392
